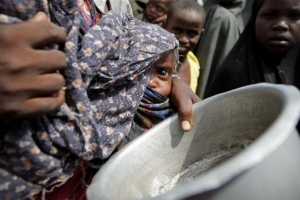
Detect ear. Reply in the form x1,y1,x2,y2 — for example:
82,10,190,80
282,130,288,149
200,28,205,38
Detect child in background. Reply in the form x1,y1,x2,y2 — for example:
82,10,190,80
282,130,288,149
126,49,179,142
164,0,205,93
204,0,300,98
135,0,176,27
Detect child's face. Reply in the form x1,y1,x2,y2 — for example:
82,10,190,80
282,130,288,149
165,9,204,57
149,52,174,97
145,0,174,22
255,0,300,54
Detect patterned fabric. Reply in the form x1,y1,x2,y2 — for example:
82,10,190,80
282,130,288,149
126,86,175,142
135,86,175,130
77,0,102,33
0,0,178,199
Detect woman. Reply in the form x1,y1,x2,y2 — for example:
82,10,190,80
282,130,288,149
195,0,254,98
204,0,300,98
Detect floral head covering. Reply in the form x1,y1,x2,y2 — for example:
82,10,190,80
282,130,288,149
0,0,179,199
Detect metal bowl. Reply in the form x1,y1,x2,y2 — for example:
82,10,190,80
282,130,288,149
87,83,300,200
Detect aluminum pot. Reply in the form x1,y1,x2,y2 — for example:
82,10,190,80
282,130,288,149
87,83,300,200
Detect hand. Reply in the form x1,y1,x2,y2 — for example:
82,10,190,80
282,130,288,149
171,79,201,132
150,14,167,27
0,12,67,123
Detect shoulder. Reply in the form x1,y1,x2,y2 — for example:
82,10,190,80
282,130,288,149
187,51,200,70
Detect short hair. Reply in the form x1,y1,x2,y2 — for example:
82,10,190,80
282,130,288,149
166,0,206,25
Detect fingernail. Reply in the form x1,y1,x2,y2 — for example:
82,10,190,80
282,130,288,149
182,120,191,131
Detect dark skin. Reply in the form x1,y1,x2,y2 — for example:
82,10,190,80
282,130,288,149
177,59,191,86
0,12,66,123
171,78,200,131
145,0,175,27
165,9,204,87
0,12,199,131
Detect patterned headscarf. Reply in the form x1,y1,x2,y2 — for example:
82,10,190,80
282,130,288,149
125,86,176,143
0,0,179,199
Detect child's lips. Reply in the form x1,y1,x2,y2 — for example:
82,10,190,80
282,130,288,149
269,35,288,45
147,15,155,21
179,46,188,52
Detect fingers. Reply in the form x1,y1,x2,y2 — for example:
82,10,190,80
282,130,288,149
151,15,167,26
177,100,194,132
14,90,65,122
24,73,65,97
26,22,67,48
32,50,66,74
0,16,67,123
0,90,65,123
171,79,201,132
20,90,65,116
26,12,66,46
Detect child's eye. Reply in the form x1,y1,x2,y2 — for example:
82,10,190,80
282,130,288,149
289,12,300,20
188,31,199,38
173,28,182,34
157,6,164,13
263,12,275,19
147,3,153,8
158,69,170,77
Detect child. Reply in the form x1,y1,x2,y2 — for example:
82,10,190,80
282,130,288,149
164,0,206,93
204,0,300,98
195,0,253,98
126,49,179,142
136,0,176,27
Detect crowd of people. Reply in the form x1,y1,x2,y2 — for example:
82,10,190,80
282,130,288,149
0,0,299,199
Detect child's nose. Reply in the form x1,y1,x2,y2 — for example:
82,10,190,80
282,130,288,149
273,20,289,31
148,79,157,89
179,35,189,44
148,6,156,14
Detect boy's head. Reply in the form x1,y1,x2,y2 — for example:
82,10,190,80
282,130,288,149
148,51,177,97
165,0,205,58
255,0,300,54
145,0,175,22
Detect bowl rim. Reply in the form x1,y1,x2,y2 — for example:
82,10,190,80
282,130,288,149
87,83,300,200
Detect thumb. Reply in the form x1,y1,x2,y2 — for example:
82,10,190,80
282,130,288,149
27,12,49,22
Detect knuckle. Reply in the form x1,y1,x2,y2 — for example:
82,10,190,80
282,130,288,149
0,97,19,117
42,22,65,42
180,108,190,117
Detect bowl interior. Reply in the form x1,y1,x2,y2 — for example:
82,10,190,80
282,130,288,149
89,85,287,200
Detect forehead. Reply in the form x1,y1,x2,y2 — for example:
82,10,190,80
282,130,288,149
149,0,174,5
260,0,300,10
155,52,174,67
169,9,204,27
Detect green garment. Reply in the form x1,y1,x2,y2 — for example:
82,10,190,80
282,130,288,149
195,0,253,98
129,0,148,17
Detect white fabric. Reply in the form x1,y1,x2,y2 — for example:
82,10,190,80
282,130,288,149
94,0,133,15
